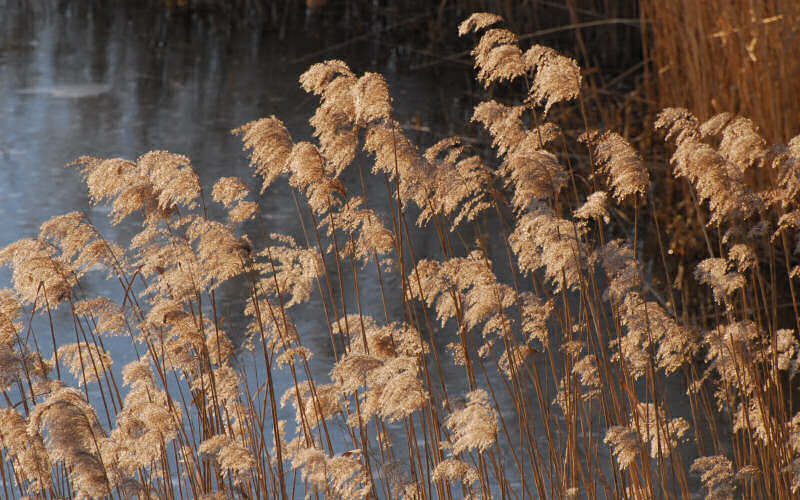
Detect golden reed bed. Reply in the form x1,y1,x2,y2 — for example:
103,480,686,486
1,12,799,500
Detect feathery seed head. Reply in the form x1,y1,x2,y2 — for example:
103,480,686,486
574,191,610,223
702,114,767,173
29,385,111,499
524,45,582,114
420,138,493,228
600,239,640,303
502,147,568,209
581,130,650,201
353,72,392,125
0,409,52,493
0,238,75,306
233,116,293,193
691,455,735,500
199,434,254,484
137,151,201,213
445,389,497,454
471,100,526,157
281,381,342,428
695,258,746,304
212,176,249,207
55,343,112,386
299,60,354,95
432,458,479,485
655,107,700,145
573,354,601,392
660,110,764,225
699,112,734,138
365,357,429,422
364,121,433,207
323,197,395,264
472,29,525,87
331,353,383,393
40,212,129,279
604,426,639,470
187,217,249,290
258,233,323,308
728,244,756,272
509,208,585,292
458,13,504,36
75,297,126,336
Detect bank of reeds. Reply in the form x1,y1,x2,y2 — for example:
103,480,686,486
641,0,800,145
1,12,800,500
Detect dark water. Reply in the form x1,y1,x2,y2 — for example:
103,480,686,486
0,2,470,241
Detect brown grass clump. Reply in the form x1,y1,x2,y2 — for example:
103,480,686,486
2,11,800,500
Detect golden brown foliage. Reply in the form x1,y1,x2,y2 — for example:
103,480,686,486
3,11,800,500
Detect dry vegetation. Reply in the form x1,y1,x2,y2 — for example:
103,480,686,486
642,0,800,144
2,11,800,500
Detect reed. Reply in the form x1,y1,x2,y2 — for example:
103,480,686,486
1,11,799,500
641,0,800,144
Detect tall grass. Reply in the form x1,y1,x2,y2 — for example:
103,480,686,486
1,11,800,500
641,0,800,144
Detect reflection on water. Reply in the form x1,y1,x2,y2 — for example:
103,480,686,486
16,82,112,97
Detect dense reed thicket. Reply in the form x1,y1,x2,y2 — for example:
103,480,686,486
2,11,800,500
641,0,800,144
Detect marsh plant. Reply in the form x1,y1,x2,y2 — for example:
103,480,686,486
2,12,800,500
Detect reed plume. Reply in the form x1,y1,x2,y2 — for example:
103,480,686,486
691,455,735,500
445,389,497,455
29,384,112,499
